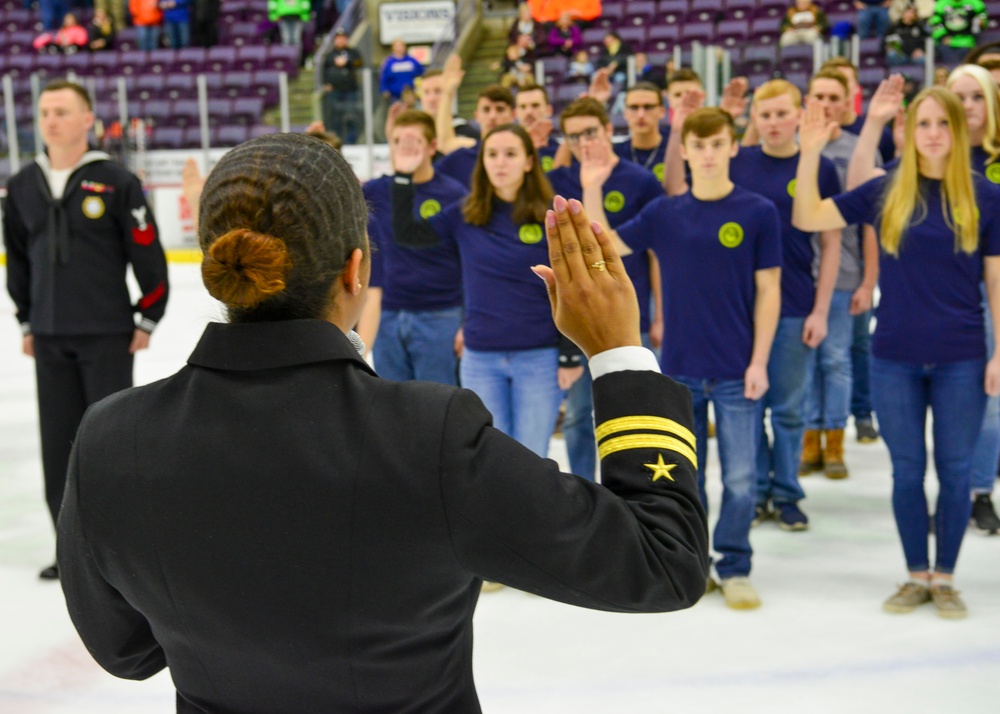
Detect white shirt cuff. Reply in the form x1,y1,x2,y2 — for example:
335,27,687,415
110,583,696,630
588,346,661,380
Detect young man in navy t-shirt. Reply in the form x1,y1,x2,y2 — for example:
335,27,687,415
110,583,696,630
514,84,561,172
730,80,843,531
581,108,782,610
546,97,665,481
361,109,466,386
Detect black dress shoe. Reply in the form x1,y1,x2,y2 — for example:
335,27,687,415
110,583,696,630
39,564,59,580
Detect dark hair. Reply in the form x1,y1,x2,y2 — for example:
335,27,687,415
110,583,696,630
667,68,702,87
681,107,736,142
625,82,665,101
477,83,516,108
559,96,610,130
41,79,92,110
517,83,551,105
965,41,1000,65
463,123,554,226
199,133,366,323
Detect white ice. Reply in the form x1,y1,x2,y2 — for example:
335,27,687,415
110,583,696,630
1,264,998,713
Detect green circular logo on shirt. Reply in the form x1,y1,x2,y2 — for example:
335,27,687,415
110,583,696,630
953,205,981,225
541,155,555,172
519,224,544,244
419,199,442,218
654,163,665,183
786,179,797,198
719,222,745,248
604,190,626,213
987,164,1000,184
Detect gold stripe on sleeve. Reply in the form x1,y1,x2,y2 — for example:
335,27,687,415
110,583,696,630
597,434,698,470
594,416,696,450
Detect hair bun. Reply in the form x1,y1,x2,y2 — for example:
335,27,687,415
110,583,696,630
201,228,292,308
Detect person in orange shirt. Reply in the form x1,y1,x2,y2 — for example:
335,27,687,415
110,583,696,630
129,0,162,50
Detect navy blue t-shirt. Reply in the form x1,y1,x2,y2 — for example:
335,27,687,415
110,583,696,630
548,158,665,331
846,114,896,165
538,137,561,173
363,172,467,312
617,185,783,379
833,173,1000,363
886,146,995,177
730,146,841,318
435,146,480,186
612,129,669,183
429,201,557,352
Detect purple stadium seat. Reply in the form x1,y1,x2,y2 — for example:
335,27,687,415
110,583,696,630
679,22,714,45
7,30,34,53
780,71,809,91
738,44,778,74
176,47,207,73
624,1,657,25
251,70,281,105
646,24,680,52
208,98,233,125
147,49,176,74
215,124,250,146
826,0,855,13
135,73,164,99
171,99,201,127
859,51,886,68
596,3,624,28
265,45,300,75
646,51,671,66
142,99,173,125
204,74,226,94
249,124,279,139
232,97,265,125
165,74,197,99
988,3,1000,28
749,17,782,44
715,19,749,48
64,51,93,77
4,9,32,30
724,0,757,21
151,126,184,150
225,21,265,46
90,52,119,76
825,12,855,31
5,54,34,77
857,66,887,92
116,26,137,51
685,0,722,24
34,53,64,77
581,27,606,51
658,1,687,25
182,126,206,148
618,26,646,50
224,71,255,98
757,0,787,18
207,46,238,72
540,55,569,84
778,45,813,74
858,37,882,56
119,51,146,75
554,83,582,104
237,45,268,72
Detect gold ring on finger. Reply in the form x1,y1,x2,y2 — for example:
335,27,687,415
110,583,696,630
588,260,607,271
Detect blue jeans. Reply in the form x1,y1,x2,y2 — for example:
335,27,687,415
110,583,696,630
165,21,190,49
851,310,874,422
676,376,762,579
460,347,562,458
756,317,811,505
804,290,853,430
971,292,999,494
564,333,652,482
136,25,160,51
373,307,462,386
857,6,889,39
871,357,986,574
279,16,304,48
323,89,362,145
40,0,68,30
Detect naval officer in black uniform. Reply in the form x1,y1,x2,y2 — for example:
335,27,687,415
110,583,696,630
56,133,708,713
3,80,168,580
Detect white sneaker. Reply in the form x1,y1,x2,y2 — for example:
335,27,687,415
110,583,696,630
720,576,761,610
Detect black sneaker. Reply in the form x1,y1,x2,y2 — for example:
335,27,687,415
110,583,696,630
38,564,59,580
751,502,773,527
856,419,879,443
971,494,1000,535
775,502,809,531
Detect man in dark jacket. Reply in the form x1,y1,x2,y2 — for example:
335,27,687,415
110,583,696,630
322,27,364,143
2,80,168,581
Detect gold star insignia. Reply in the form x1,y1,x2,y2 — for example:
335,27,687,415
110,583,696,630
643,453,676,482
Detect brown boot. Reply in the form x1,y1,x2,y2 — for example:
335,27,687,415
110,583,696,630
799,429,823,476
823,428,849,479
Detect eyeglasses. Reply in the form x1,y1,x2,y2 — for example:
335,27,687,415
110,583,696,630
625,103,662,113
565,126,602,144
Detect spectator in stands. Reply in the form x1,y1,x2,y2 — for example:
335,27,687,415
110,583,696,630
34,12,89,53
495,45,535,89
596,30,631,85
528,0,602,23
381,39,425,106
159,0,190,48
885,3,930,66
548,12,581,58
890,0,935,20
567,49,594,83
190,0,220,47
857,1,892,40
269,0,311,52
39,0,68,31
94,1,126,38
779,0,829,48
129,0,163,50
88,8,116,51
634,51,667,90
509,2,542,48
929,0,987,64
322,28,363,145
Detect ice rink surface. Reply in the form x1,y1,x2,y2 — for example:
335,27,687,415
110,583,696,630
1,264,998,713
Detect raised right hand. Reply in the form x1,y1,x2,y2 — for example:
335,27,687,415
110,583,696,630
799,101,839,156
868,75,905,125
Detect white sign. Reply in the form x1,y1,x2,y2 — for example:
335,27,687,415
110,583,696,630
379,1,455,45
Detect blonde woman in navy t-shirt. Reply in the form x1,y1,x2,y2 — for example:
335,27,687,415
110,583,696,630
793,88,1000,619
393,123,566,458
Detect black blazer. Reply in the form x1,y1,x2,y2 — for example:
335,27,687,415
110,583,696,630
57,319,708,713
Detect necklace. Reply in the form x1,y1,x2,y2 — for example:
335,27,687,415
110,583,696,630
631,137,663,171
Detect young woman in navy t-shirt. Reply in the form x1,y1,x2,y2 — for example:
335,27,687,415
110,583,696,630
793,88,1000,619
392,123,565,458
